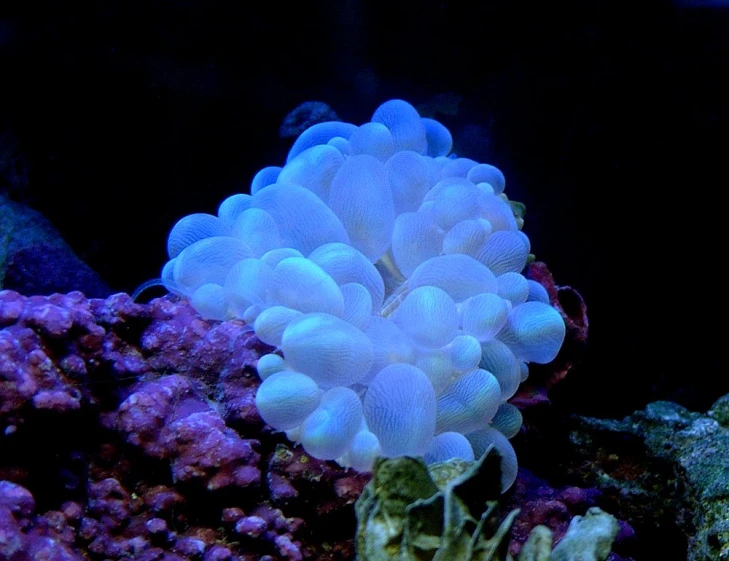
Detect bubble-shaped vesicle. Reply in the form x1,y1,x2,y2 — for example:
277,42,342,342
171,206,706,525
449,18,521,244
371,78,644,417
347,429,382,472
287,121,358,163
490,403,523,439
217,194,252,224
421,118,453,158
300,387,363,460
392,286,459,348
478,195,518,231
477,230,529,275
253,306,303,347
327,136,351,156
466,163,506,194
349,123,396,162
442,219,491,257
260,247,303,269
449,335,482,372
308,242,385,311
497,272,529,305
391,211,443,277
409,254,498,303
340,283,373,329
460,293,511,342
328,154,395,262
497,302,566,364
163,98,570,484
364,364,436,457
386,151,432,215
466,427,519,492
479,340,521,402
231,208,282,257
225,258,272,311
415,348,455,395
435,368,501,434
252,183,350,255
424,431,475,464
256,353,287,380
362,316,416,384
255,371,322,430
281,313,373,388
171,237,253,296
250,166,281,195
441,158,478,180
432,182,484,230
527,279,551,304
277,144,344,202
190,284,228,321
267,257,344,316
371,99,427,153
167,213,231,259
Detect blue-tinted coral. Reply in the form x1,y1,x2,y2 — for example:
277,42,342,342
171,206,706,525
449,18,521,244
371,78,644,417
162,99,566,490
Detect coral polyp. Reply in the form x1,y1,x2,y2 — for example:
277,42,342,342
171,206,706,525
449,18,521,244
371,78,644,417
162,99,566,489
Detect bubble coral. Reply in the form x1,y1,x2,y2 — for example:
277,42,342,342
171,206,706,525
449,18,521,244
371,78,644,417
162,99,565,490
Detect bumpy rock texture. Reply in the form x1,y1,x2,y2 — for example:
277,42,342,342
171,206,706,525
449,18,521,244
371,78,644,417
0,289,368,560
0,272,641,561
564,399,729,561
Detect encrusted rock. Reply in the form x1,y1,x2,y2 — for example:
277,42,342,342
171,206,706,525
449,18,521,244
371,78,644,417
566,398,729,561
550,507,619,561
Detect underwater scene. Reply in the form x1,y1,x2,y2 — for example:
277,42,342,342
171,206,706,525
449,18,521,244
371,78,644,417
0,1,727,560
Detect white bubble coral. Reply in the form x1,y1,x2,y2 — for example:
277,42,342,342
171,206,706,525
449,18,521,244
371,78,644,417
162,99,566,491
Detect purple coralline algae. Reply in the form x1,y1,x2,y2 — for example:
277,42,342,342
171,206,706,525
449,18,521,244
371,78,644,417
111,374,262,490
0,288,367,559
0,265,614,560
0,479,83,560
504,469,635,561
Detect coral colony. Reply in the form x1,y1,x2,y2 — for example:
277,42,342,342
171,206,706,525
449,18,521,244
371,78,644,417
162,99,565,491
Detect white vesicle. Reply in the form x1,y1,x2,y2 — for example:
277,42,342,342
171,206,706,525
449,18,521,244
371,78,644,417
162,99,567,488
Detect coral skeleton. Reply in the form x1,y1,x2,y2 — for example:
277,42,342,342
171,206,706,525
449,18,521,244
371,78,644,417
162,99,565,490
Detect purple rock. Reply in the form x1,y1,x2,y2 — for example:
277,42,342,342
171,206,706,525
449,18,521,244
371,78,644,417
144,487,185,514
174,536,207,558
0,489,83,561
0,290,24,323
235,516,267,538
146,517,168,535
0,480,36,518
88,478,131,528
113,374,261,491
32,389,81,411
24,532,84,561
221,507,245,524
204,544,233,561
274,534,303,561
60,501,83,522
0,505,24,558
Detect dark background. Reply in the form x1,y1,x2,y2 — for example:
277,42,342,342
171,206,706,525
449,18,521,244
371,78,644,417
1,0,727,415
